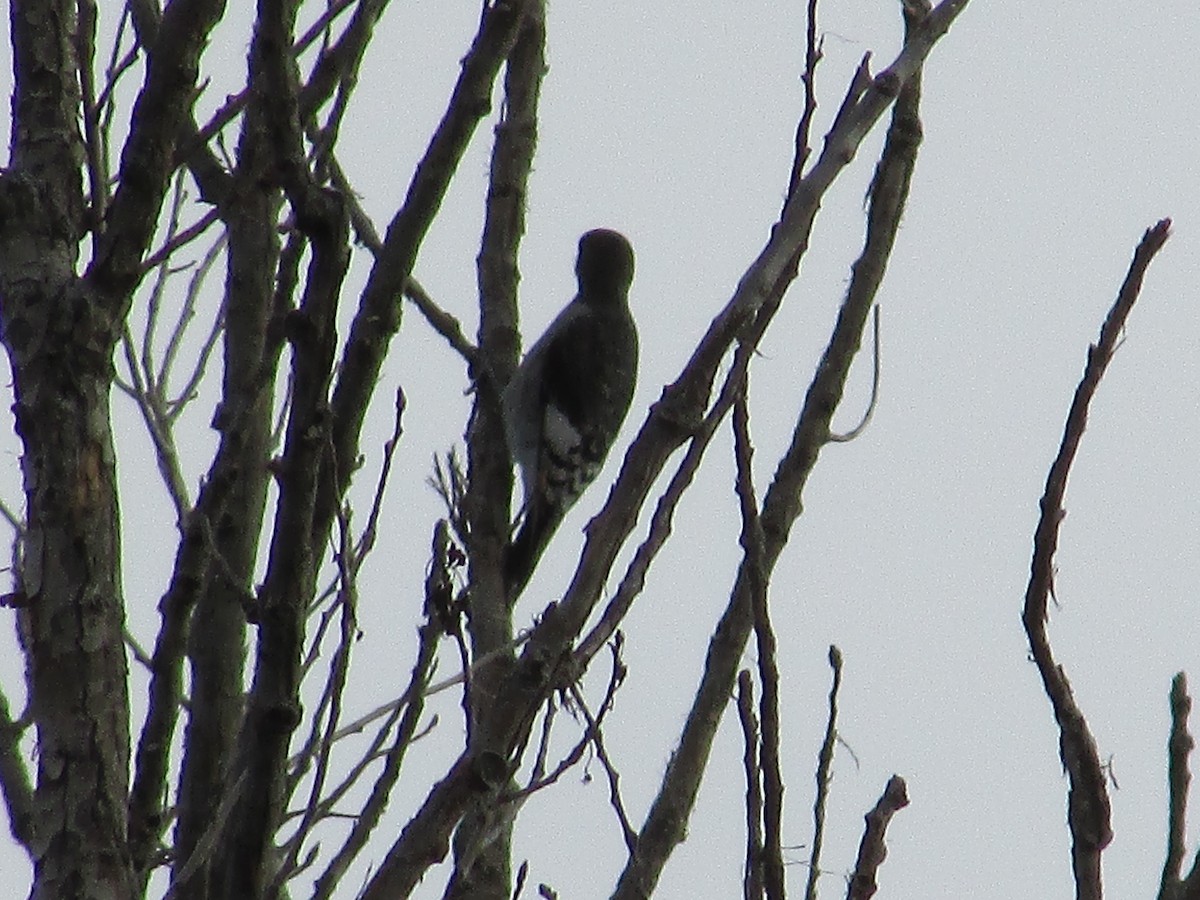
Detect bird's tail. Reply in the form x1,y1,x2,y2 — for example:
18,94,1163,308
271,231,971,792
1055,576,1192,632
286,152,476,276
504,498,564,601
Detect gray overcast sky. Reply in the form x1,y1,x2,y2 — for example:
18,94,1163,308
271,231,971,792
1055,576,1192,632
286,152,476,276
4,1,1200,897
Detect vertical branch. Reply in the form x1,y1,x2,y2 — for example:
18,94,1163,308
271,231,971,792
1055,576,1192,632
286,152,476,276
75,0,109,225
788,0,823,191
210,1,352,895
164,27,292,900
806,645,843,900
1022,218,1170,900
468,0,545,671
733,393,785,900
737,672,765,900
846,775,909,900
4,0,121,895
443,1,545,895
1159,673,1192,900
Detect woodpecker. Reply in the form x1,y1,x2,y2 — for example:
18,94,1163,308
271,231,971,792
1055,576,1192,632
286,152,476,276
503,229,638,597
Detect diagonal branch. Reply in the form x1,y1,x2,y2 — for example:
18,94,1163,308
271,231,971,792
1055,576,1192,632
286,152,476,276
611,6,937,892
320,0,531,548
362,3,967,895
538,0,965,671
737,671,765,900
87,0,227,309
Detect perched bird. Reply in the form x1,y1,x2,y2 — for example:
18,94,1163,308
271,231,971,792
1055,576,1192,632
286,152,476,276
503,229,639,597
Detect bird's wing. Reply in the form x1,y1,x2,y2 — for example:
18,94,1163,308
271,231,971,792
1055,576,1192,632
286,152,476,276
502,300,588,505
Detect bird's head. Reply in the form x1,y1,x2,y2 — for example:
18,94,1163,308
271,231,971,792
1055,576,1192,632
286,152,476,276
576,229,635,298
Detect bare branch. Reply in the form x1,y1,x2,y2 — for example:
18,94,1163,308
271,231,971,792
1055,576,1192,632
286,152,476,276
124,628,155,673
788,0,823,190
310,524,444,900
75,0,109,226
508,643,625,804
270,508,360,896
573,334,755,666
141,208,222,273
846,775,909,900
87,0,228,307
322,153,478,362
806,645,844,900
119,325,193,519
828,306,880,443
462,0,545,690
610,6,943,892
0,498,24,536
1022,218,1171,900
322,0,532,553
1160,672,1193,900
355,386,408,559
96,8,138,117
584,688,638,854
412,277,480,362
737,671,765,900
160,231,227,412
733,393,785,900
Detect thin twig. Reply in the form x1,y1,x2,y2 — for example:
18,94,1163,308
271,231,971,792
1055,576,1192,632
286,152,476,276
322,150,478,364
354,387,407,559
529,698,557,785
271,508,360,897
585,686,637,854
828,306,880,442
75,0,108,226
123,629,154,672
788,0,823,191
507,643,625,803
141,170,189,376
0,498,25,535
160,231,226,404
141,207,221,273
119,324,192,518
309,614,441,899
806,645,843,900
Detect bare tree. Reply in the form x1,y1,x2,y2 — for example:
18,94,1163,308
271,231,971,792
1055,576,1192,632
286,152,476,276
9,2,1181,900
